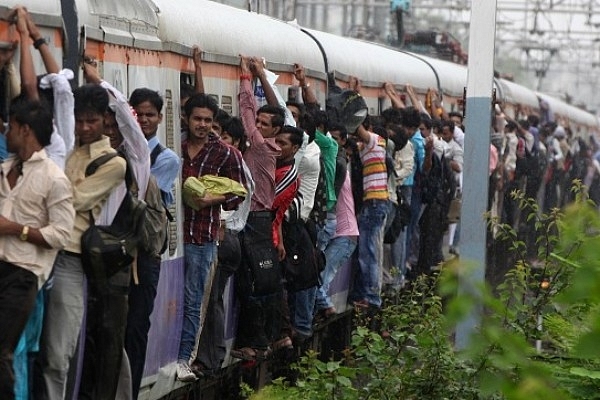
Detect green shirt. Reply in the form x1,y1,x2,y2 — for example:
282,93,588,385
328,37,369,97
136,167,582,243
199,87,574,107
314,129,339,211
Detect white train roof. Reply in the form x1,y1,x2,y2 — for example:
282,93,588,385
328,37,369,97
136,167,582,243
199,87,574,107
303,28,438,91
537,92,597,128
154,0,325,76
0,0,63,28
497,79,539,109
409,53,468,98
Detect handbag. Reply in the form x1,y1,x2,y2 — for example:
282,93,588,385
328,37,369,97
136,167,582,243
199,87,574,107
282,220,324,292
80,153,147,280
447,191,462,224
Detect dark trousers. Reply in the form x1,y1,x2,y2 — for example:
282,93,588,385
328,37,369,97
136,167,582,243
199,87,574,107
79,264,130,400
196,231,240,370
125,250,161,399
235,212,282,350
0,261,38,400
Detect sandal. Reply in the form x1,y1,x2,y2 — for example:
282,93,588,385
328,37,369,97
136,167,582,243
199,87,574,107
230,347,257,361
273,336,293,351
255,347,273,361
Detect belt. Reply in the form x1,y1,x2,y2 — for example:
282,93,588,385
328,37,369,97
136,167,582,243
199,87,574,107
248,210,273,219
59,250,82,258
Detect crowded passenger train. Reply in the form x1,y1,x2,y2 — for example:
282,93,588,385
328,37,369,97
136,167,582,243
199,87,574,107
0,0,599,399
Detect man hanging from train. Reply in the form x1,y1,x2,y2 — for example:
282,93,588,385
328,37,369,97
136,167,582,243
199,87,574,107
177,93,247,381
0,94,75,400
127,87,180,394
231,55,284,361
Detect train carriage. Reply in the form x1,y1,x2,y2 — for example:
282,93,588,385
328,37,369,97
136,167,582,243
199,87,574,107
1,1,599,399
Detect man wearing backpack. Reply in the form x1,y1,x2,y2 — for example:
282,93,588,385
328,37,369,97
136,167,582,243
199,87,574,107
41,84,127,400
129,88,180,395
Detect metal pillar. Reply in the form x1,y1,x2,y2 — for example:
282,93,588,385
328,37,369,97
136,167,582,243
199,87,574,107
455,0,497,350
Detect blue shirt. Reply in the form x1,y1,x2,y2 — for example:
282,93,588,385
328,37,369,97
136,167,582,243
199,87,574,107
147,135,180,206
0,134,7,161
404,129,425,187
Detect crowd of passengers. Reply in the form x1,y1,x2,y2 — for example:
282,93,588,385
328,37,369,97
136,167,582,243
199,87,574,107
2,7,600,400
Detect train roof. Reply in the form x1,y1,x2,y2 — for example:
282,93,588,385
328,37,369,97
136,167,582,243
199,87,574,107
537,92,598,129
0,0,63,28
497,79,539,110
154,0,325,77
302,28,438,91
405,52,467,98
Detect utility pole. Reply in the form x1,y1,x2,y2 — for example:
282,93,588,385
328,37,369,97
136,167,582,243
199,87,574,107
455,0,497,350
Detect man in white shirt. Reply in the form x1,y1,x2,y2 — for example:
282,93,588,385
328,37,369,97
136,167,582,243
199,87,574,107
0,98,75,399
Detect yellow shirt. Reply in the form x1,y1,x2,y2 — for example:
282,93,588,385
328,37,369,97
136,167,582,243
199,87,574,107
64,136,126,253
0,150,75,288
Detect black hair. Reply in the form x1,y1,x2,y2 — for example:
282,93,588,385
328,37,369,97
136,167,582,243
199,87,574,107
518,119,530,131
448,111,463,121
279,125,304,147
222,116,245,142
373,125,388,140
527,114,539,127
180,83,195,101
308,108,329,133
401,106,420,129
215,109,231,127
299,109,316,141
328,123,348,140
441,119,455,132
381,107,402,126
129,88,164,113
9,96,53,147
184,93,219,119
387,124,408,151
420,116,433,130
285,101,305,115
73,84,109,117
505,120,518,132
257,104,285,129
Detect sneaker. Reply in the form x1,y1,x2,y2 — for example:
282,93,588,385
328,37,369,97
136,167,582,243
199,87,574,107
176,361,198,382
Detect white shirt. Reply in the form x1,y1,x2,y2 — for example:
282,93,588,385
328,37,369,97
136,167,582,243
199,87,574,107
96,80,152,225
0,151,75,287
297,140,321,220
222,158,255,233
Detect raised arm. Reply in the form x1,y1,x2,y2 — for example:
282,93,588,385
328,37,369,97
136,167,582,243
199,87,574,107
249,56,279,107
294,63,318,105
348,76,362,95
383,82,406,110
26,11,59,74
192,45,205,94
238,55,263,145
14,7,38,100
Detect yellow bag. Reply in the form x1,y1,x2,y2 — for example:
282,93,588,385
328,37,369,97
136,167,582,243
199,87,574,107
183,175,247,210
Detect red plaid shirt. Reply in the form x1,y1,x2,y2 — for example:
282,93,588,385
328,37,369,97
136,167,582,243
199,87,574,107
182,135,247,244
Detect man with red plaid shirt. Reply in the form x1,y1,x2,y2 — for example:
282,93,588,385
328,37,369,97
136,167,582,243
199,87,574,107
177,93,246,381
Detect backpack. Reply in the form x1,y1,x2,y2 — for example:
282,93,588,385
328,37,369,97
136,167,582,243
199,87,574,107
80,153,147,280
142,143,172,256
421,152,456,210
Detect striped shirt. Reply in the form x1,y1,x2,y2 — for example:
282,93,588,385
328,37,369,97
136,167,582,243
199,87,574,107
359,132,389,201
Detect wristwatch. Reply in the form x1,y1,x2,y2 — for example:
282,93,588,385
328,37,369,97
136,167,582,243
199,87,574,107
301,81,310,88
20,225,29,241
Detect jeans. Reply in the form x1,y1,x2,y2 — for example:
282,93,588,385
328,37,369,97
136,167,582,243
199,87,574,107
316,212,337,252
0,261,38,400
356,199,388,307
178,242,217,363
41,253,86,400
315,236,357,310
288,286,317,337
125,250,161,399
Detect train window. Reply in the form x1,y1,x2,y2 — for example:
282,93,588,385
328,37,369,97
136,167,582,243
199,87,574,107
221,95,233,115
164,89,178,257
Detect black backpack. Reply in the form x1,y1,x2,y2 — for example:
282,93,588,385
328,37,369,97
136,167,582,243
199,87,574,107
80,153,146,280
421,152,456,209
